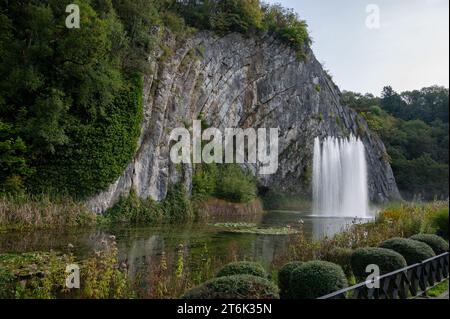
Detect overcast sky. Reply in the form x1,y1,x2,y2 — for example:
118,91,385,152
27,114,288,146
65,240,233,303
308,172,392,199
264,0,449,95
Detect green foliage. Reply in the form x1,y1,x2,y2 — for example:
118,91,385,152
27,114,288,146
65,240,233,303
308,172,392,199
0,1,145,199
0,267,16,299
211,0,264,34
193,163,257,204
277,261,302,299
215,164,257,203
183,274,279,299
176,0,310,57
322,247,354,278
410,234,449,255
30,78,143,198
104,190,164,224
105,183,193,224
379,238,436,265
343,87,449,200
0,0,310,201
381,86,449,124
262,3,311,54
161,182,194,221
0,239,133,299
289,260,348,299
216,261,267,279
0,121,34,194
430,208,449,239
350,248,407,280
192,163,218,201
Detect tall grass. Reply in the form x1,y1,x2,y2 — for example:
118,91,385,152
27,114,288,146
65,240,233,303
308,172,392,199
0,194,96,231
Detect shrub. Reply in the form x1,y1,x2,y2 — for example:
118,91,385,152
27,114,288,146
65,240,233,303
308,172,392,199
0,267,15,299
161,183,195,221
431,208,449,239
192,163,218,201
262,4,311,54
322,248,354,278
104,190,164,224
215,164,257,203
216,261,267,279
379,238,435,265
105,183,194,224
211,0,264,34
183,275,279,299
277,261,302,299
289,260,348,299
410,234,449,255
350,248,407,280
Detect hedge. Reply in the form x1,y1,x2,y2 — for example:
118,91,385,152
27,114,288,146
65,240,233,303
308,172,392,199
277,261,303,299
323,247,353,277
379,238,435,265
289,260,348,299
410,234,449,255
216,262,267,279
183,275,279,299
350,247,407,280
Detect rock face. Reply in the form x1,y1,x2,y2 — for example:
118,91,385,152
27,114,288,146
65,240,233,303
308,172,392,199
88,31,401,213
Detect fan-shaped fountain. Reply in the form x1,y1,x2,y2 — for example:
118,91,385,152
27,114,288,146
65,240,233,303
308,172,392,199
312,135,369,218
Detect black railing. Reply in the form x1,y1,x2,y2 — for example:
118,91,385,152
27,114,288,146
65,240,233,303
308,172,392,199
319,252,449,299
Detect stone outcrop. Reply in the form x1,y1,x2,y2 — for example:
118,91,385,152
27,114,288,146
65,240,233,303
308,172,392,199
88,31,401,213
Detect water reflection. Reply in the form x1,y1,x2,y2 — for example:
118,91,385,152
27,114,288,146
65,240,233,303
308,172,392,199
0,211,368,277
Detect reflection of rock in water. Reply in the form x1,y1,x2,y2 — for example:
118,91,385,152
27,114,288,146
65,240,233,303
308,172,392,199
248,235,290,268
117,235,163,279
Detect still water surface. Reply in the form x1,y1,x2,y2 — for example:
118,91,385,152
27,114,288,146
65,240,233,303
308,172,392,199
0,211,364,275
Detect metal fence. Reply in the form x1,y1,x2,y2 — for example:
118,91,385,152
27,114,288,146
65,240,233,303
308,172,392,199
319,252,449,299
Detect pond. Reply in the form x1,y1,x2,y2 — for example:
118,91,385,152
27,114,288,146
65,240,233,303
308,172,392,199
0,211,364,274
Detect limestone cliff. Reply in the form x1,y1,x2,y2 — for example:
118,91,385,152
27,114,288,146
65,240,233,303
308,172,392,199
88,31,401,213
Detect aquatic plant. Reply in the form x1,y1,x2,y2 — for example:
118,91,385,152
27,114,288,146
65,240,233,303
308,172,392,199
213,222,299,235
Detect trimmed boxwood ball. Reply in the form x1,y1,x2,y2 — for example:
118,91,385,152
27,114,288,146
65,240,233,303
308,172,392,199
410,234,449,255
323,247,354,277
278,262,303,299
351,248,407,280
216,261,267,279
183,275,279,299
379,238,435,265
289,260,348,299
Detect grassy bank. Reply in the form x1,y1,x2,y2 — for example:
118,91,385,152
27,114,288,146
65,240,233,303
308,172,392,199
0,194,96,231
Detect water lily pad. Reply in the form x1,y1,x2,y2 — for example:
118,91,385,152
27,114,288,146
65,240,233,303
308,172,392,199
212,223,299,235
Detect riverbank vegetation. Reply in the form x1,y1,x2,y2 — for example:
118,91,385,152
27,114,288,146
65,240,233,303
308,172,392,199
0,194,96,231
1,201,447,299
0,237,133,299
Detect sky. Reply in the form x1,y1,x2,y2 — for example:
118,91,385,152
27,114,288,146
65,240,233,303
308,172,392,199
264,0,449,95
